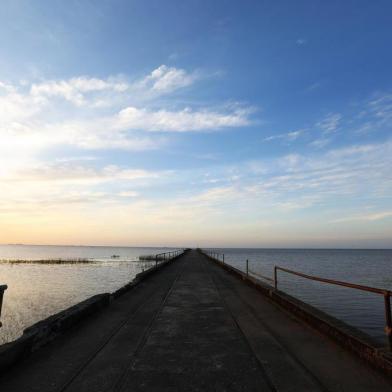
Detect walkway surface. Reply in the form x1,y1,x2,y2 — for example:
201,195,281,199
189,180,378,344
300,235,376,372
0,250,391,391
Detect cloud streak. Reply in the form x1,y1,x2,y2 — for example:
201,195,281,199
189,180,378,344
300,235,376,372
331,211,392,223
263,129,305,143
116,106,251,132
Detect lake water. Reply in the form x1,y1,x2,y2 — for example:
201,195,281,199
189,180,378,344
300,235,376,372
0,246,391,347
217,248,392,347
0,245,178,344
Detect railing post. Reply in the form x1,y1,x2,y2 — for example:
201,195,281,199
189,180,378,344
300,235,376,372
155,254,158,267
0,285,7,328
274,267,278,290
223,254,225,264
246,259,249,276
384,293,392,351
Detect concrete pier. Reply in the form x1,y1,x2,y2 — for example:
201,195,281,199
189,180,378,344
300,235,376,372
0,250,391,391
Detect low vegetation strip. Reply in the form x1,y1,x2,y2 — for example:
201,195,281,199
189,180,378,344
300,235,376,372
0,250,186,372
0,258,93,264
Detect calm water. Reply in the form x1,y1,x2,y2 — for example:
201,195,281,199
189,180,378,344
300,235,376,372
215,248,392,346
1,246,391,347
0,245,177,344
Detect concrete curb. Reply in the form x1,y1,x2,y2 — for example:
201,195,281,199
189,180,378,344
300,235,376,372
112,252,184,298
0,294,110,372
0,252,186,373
204,253,392,376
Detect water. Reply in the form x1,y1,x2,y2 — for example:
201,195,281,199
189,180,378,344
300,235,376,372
0,245,178,344
1,246,391,347
214,248,392,346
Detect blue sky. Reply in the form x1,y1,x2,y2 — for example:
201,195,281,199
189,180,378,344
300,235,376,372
0,0,391,247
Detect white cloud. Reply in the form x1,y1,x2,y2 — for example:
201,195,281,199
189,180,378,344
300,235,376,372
263,129,305,142
0,63,253,221
30,76,129,106
23,65,201,109
1,162,161,184
139,65,198,93
0,66,254,167
316,113,342,133
116,106,251,132
0,160,166,215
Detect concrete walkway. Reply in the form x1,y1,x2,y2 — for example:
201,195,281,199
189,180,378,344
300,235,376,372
0,250,391,391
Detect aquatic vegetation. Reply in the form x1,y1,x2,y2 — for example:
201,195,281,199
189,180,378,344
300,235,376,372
0,258,93,264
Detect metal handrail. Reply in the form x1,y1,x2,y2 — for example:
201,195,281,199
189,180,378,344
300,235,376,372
201,248,392,350
154,249,185,266
274,266,392,350
248,268,274,283
0,284,7,328
200,249,225,263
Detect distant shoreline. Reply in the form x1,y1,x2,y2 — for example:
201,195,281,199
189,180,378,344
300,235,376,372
1,244,391,251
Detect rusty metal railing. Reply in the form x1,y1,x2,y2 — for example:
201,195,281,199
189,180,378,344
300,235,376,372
201,249,392,351
274,266,392,350
0,284,7,328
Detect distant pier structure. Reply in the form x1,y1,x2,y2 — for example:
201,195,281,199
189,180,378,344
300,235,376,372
0,249,391,391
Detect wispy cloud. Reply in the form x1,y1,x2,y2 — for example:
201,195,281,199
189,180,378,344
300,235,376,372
331,211,392,223
1,162,161,183
354,92,392,134
296,38,307,45
316,112,342,133
309,137,331,149
305,82,322,92
116,105,251,132
263,129,305,142
30,76,129,106
185,139,392,216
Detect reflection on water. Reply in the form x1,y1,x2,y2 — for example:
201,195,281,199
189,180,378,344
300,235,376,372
1,246,391,347
0,245,176,344
219,248,392,345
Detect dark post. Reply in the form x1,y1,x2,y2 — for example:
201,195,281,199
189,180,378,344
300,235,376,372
155,255,158,267
246,259,249,276
0,285,7,328
274,267,278,290
223,254,225,264
384,293,392,351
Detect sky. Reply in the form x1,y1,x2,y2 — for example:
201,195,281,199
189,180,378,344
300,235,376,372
0,0,391,248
